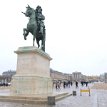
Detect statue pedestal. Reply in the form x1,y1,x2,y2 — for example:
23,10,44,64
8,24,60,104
11,46,53,98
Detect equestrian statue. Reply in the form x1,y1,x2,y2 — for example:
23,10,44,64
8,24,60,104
22,5,46,51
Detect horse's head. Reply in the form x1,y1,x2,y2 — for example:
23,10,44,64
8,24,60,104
25,5,34,17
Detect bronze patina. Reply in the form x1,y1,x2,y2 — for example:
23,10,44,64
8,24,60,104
22,5,46,51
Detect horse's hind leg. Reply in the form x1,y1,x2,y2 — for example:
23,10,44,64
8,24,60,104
41,39,45,51
33,38,34,46
33,36,36,46
36,39,40,48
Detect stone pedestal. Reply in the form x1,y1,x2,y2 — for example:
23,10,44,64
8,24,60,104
11,46,53,97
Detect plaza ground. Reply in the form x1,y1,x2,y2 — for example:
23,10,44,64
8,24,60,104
0,82,107,107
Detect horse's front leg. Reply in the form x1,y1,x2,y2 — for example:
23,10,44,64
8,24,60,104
23,28,29,40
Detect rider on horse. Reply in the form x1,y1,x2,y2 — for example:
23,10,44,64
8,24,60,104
35,6,45,35
22,5,46,51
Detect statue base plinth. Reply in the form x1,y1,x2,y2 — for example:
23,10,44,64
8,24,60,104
11,75,52,97
11,46,53,98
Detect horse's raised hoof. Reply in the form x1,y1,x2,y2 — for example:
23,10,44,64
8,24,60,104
24,36,27,40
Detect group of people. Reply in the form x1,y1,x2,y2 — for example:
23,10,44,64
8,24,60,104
54,81,89,90
0,82,10,87
81,81,89,87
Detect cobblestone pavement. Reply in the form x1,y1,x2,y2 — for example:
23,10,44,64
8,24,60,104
0,83,106,107
97,90,107,107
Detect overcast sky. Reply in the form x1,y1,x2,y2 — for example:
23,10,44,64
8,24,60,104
0,0,107,76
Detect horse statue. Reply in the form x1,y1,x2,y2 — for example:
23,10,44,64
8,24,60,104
22,5,46,51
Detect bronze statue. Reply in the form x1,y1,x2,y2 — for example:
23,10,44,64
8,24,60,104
22,5,46,51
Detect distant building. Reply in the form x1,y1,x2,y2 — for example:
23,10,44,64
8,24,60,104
63,73,71,81
50,69,71,82
50,69,92,82
86,75,99,82
2,70,16,76
101,73,107,83
100,74,105,82
1,70,16,83
104,73,107,83
71,71,83,81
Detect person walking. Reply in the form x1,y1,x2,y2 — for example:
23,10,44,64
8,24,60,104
75,81,78,88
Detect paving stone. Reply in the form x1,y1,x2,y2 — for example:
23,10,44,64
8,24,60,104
0,83,106,107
